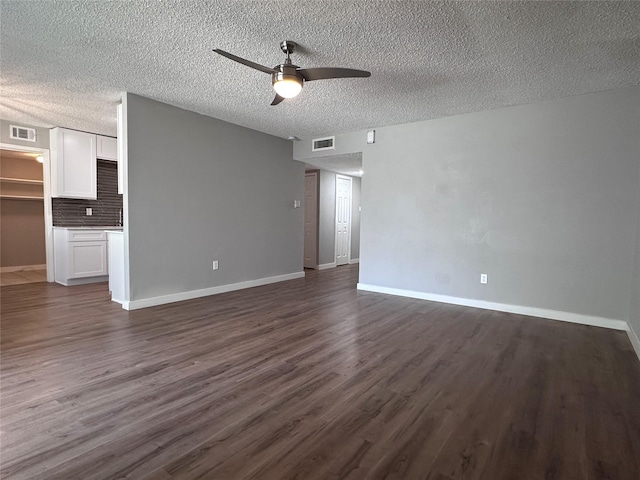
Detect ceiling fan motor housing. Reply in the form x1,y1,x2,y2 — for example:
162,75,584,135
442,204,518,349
272,64,304,98
272,64,303,86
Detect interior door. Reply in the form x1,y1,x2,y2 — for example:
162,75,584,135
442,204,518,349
304,172,318,268
335,175,352,266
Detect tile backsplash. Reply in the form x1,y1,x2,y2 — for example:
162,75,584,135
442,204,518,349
52,160,123,226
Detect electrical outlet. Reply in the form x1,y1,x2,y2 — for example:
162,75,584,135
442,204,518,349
480,274,488,284
212,260,219,270
86,207,92,216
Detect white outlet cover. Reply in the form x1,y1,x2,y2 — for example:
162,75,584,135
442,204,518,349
86,207,92,216
480,274,488,284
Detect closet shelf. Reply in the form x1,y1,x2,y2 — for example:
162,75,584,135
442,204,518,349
0,195,44,201
0,177,44,185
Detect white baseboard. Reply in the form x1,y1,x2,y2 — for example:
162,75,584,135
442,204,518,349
56,276,108,286
1,264,46,273
317,263,336,270
626,324,640,362
349,258,360,264
356,283,628,331
124,271,305,311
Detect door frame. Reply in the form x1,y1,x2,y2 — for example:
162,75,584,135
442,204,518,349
334,174,352,265
0,142,54,282
304,170,319,269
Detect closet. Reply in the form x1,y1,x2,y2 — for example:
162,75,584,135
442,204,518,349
0,149,46,274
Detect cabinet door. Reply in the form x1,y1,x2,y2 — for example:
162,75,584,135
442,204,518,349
51,128,97,199
108,232,125,303
97,135,118,161
68,241,107,278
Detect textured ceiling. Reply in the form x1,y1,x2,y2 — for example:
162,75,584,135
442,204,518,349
1,1,639,140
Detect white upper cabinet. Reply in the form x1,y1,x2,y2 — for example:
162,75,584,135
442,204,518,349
50,128,97,199
97,135,118,161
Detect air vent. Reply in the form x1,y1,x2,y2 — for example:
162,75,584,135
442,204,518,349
312,136,335,152
10,125,37,142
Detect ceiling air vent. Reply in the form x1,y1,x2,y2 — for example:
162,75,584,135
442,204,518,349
312,136,335,152
10,125,37,142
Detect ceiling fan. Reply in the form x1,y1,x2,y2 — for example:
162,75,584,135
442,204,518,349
213,41,371,105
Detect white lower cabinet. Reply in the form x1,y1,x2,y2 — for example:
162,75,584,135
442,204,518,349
107,230,125,304
54,228,108,285
69,241,107,278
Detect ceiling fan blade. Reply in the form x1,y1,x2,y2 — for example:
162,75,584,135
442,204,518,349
213,49,275,74
271,94,285,106
298,67,371,81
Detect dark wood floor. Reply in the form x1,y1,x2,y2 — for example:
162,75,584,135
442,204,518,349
1,265,639,480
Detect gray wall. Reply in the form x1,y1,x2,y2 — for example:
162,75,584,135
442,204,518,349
1,199,46,267
316,170,361,266
0,119,50,149
360,87,639,321
318,170,336,265
296,87,640,323
630,161,640,342
126,94,304,301
294,131,364,161
351,176,361,261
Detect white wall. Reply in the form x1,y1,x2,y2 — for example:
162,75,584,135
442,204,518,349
126,94,304,304
295,87,640,327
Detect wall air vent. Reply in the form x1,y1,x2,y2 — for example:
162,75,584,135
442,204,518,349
312,136,335,152
10,125,37,142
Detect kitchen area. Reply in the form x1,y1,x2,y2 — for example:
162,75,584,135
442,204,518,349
48,124,125,304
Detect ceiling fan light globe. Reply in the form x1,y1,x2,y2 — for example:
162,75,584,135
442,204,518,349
273,78,303,98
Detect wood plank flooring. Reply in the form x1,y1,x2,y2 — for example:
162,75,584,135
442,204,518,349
1,268,47,286
1,265,639,479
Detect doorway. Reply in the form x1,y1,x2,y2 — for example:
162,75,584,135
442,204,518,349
300,162,361,270
0,145,53,284
335,175,352,266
